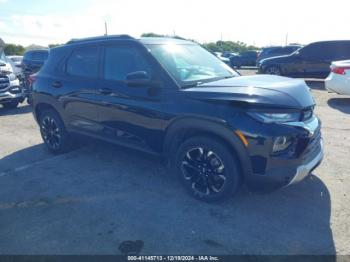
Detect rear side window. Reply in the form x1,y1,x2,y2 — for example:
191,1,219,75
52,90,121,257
23,52,32,60
66,46,99,78
302,43,345,61
332,42,350,60
103,45,152,81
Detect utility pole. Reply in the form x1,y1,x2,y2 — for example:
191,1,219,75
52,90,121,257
104,21,108,36
285,33,288,46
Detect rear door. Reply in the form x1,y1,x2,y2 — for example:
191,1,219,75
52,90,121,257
58,45,102,134
298,43,332,78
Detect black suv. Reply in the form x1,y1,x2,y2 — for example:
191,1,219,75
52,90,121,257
32,35,323,201
258,40,350,78
22,49,49,99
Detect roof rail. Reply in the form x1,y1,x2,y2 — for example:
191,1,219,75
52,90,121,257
66,35,134,45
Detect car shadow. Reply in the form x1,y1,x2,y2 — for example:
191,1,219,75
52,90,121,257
327,98,350,114
0,104,32,116
0,141,336,255
0,143,50,174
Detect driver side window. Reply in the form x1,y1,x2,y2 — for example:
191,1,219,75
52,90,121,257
103,45,152,81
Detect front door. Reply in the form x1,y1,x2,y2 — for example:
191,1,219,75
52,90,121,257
96,43,166,153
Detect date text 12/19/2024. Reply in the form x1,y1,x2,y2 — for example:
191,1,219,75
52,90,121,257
128,256,220,261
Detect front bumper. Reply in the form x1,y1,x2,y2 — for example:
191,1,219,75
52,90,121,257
0,79,24,104
285,139,323,186
0,90,24,103
237,116,324,192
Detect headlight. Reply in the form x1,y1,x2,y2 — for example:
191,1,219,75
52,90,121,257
272,136,293,153
8,73,17,81
247,112,300,123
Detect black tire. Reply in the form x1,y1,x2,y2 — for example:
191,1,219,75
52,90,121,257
27,96,33,105
173,136,241,202
39,109,73,154
3,101,19,109
264,65,282,76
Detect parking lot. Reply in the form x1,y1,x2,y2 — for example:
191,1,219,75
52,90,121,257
0,70,349,255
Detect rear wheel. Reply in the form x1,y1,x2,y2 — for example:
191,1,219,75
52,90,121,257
173,136,241,202
39,109,73,154
2,101,19,109
264,66,282,75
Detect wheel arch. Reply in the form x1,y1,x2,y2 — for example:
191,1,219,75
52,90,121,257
163,117,253,181
34,102,63,123
264,64,284,75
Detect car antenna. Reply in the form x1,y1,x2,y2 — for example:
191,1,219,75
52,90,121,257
104,21,108,36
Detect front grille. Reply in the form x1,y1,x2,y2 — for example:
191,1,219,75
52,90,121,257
0,75,10,91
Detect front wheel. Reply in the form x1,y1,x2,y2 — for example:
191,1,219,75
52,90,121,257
173,136,241,202
39,109,73,154
264,66,282,75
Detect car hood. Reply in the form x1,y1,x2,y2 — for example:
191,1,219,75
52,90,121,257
182,75,315,109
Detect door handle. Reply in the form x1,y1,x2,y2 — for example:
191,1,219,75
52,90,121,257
98,88,112,95
52,81,62,88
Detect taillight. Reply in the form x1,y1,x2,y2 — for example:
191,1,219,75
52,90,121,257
331,66,350,75
28,73,37,86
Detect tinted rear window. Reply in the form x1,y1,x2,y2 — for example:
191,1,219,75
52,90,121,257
32,51,48,61
302,42,350,60
66,46,99,78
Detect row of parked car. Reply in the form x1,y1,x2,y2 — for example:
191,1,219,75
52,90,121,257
0,45,48,108
213,40,350,95
214,45,302,68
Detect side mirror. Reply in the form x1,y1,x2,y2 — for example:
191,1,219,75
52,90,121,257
126,71,160,88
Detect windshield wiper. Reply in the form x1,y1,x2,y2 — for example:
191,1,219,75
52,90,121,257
223,75,236,79
181,82,200,89
181,75,237,89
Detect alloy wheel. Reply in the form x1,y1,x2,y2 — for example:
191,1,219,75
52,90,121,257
41,116,61,150
181,147,227,196
265,66,281,75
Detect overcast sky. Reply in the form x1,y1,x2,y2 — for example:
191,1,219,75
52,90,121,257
1,0,350,47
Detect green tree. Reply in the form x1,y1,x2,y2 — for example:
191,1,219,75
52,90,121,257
141,32,165,37
4,44,25,55
203,41,260,54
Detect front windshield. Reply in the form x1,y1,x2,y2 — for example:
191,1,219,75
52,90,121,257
146,43,239,87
